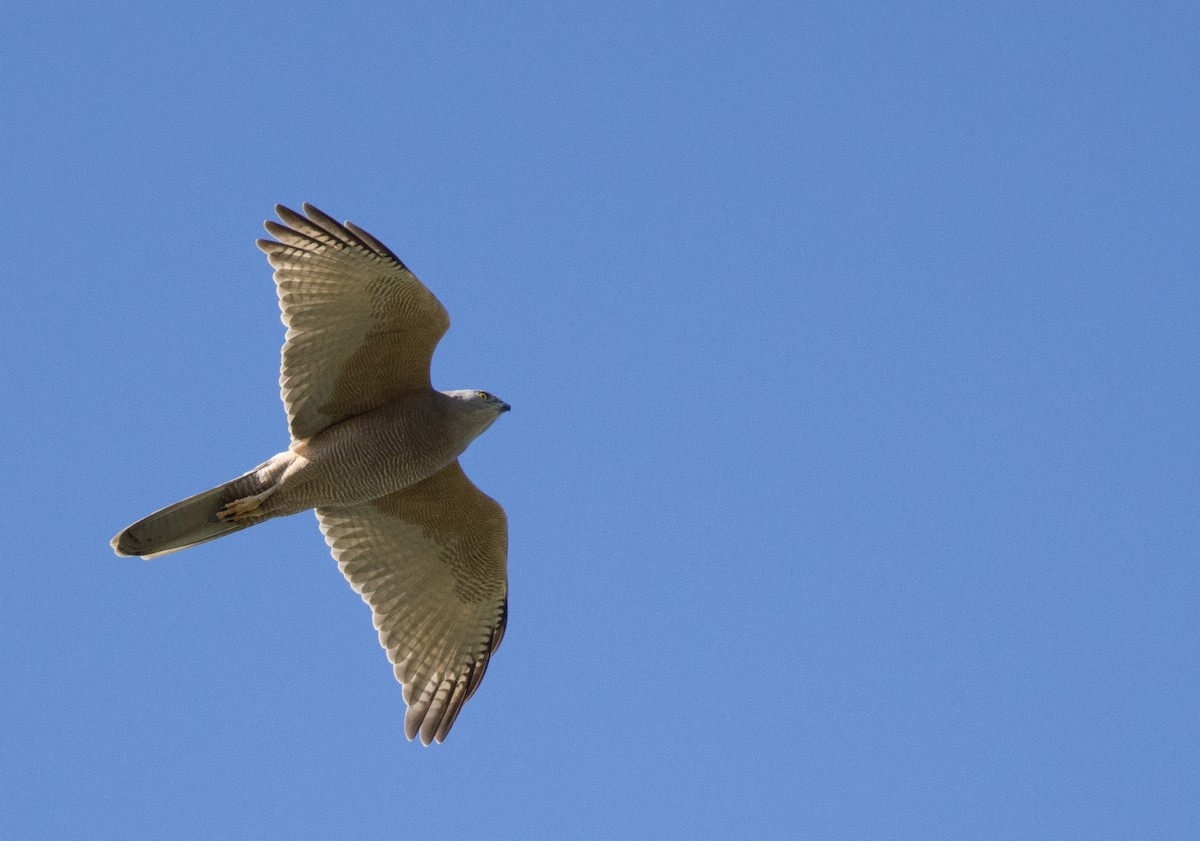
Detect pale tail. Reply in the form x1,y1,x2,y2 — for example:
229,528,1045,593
111,468,272,559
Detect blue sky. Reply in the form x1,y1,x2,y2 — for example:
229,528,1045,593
3,2,1198,838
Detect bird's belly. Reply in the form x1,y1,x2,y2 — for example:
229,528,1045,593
265,406,466,514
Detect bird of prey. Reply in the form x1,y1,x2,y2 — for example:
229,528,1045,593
111,204,511,745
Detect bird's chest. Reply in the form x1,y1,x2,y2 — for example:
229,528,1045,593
278,403,468,509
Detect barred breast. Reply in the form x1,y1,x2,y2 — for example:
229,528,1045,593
263,391,483,515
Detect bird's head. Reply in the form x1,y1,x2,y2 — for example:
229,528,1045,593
443,389,511,416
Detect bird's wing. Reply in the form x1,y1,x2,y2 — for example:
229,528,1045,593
316,461,508,745
256,203,451,441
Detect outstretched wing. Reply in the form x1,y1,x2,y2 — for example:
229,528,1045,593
316,461,508,745
256,203,450,441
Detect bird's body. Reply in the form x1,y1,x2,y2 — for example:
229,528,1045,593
271,389,507,520
112,205,511,744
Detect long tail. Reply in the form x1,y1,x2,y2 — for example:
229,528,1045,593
111,463,279,559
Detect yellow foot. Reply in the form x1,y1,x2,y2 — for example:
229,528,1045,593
217,492,270,523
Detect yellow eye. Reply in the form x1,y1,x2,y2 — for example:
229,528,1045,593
476,391,489,400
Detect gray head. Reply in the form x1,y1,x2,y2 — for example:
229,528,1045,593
441,390,511,440
442,389,511,413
